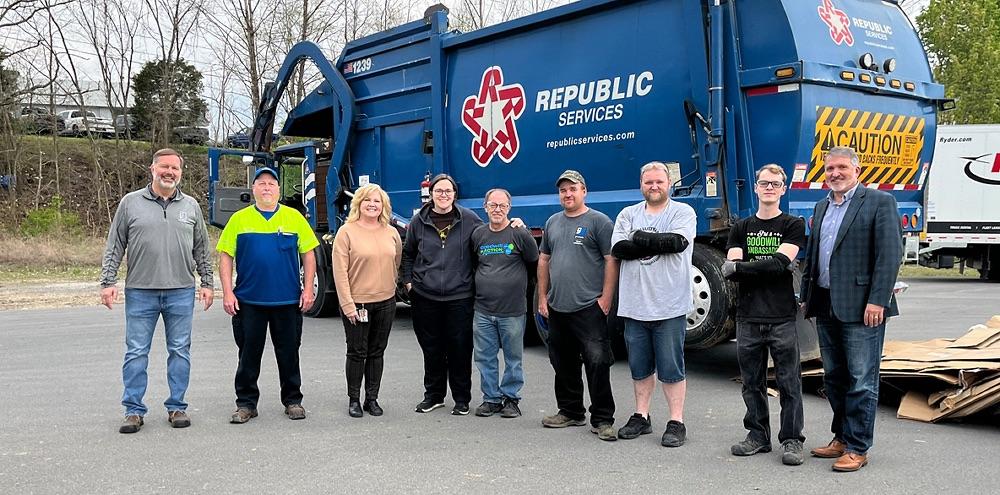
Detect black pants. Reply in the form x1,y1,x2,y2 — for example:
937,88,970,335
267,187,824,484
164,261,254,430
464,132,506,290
409,291,474,405
341,298,396,401
232,302,303,408
736,320,804,444
547,303,615,427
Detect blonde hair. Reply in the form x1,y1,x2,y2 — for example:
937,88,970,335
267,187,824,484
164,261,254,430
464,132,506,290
347,184,392,225
639,161,670,180
754,163,787,182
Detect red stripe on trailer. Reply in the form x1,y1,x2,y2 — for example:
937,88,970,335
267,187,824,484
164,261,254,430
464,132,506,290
792,182,919,190
746,84,799,97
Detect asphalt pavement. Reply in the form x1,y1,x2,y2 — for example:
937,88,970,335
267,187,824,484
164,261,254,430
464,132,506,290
1,277,998,494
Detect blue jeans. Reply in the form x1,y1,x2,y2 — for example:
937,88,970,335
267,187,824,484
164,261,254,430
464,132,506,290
122,288,195,415
473,311,525,403
816,316,886,455
623,316,686,383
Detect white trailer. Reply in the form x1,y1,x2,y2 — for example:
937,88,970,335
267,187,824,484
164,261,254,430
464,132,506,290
920,124,1000,280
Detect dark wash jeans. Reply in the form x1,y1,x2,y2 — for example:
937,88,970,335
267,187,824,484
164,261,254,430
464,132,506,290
546,302,615,427
736,320,805,444
816,315,885,455
232,302,303,408
409,291,475,405
341,298,396,401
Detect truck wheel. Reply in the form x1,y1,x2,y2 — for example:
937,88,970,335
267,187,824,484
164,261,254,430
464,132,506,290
302,244,338,317
988,250,1000,282
606,289,628,360
524,278,543,347
686,244,736,349
530,281,627,358
531,284,548,347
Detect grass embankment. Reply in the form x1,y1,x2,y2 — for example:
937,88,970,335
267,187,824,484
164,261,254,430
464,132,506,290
0,230,223,285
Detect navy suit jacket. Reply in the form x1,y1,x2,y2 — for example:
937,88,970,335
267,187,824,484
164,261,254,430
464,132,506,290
800,186,903,322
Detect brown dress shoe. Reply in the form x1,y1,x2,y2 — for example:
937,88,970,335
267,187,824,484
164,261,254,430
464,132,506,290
811,438,847,458
832,452,868,472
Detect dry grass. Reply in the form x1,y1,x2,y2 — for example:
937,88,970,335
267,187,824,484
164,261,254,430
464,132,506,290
0,230,222,284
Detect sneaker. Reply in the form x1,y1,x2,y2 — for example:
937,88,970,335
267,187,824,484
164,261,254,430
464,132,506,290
475,401,504,417
661,420,687,447
119,414,143,434
541,413,587,428
167,410,191,428
452,402,470,416
617,413,652,440
285,403,306,420
363,400,384,417
230,407,258,424
782,439,805,466
414,399,445,413
591,423,618,442
499,399,521,418
731,435,772,456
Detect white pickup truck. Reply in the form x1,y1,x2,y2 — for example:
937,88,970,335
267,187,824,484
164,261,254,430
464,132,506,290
920,124,1000,280
57,110,115,137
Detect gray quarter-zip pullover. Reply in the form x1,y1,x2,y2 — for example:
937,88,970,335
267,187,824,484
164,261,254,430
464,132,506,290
100,185,213,289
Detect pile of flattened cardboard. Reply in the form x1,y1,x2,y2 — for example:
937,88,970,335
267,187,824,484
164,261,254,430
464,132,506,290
802,316,1000,423
890,316,1000,423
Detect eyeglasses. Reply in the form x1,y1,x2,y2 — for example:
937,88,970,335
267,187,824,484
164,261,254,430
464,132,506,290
485,202,510,211
432,189,454,196
756,180,784,189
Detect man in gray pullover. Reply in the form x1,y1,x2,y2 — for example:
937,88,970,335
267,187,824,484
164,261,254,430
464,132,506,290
100,148,214,434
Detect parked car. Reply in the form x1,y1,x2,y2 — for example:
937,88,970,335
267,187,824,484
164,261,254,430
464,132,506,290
58,110,115,137
172,125,209,145
226,126,278,148
18,107,65,134
114,114,140,138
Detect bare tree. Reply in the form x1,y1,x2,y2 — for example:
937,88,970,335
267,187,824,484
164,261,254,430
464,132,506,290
141,0,203,145
76,0,144,122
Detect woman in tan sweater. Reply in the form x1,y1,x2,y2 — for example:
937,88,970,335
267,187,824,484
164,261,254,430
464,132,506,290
332,183,402,418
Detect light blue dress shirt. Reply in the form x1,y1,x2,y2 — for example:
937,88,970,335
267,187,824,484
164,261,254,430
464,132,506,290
817,183,861,289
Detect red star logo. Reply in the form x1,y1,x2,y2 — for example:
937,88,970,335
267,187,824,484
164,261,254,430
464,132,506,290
818,0,854,46
461,67,526,167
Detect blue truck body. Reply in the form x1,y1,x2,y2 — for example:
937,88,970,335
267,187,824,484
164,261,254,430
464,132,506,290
208,0,945,349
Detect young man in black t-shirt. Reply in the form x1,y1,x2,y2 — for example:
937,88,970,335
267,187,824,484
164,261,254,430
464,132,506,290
723,164,807,466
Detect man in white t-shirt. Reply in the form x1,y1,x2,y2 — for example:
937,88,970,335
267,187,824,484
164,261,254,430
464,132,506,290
611,161,696,447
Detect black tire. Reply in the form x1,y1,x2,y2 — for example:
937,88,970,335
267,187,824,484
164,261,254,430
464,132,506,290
524,278,543,347
530,280,626,357
686,244,736,349
987,249,1000,282
606,289,627,360
303,244,338,318
530,283,548,347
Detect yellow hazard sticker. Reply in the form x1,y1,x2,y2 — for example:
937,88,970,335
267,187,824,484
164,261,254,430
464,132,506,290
809,106,924,184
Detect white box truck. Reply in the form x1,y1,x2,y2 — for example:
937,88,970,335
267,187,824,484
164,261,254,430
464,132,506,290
920,124,1000,280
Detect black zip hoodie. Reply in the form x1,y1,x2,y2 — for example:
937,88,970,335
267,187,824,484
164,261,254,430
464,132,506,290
400,202,484,301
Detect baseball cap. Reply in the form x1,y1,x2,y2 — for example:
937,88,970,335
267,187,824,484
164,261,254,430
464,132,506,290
555,169,586,188
253,167,278,182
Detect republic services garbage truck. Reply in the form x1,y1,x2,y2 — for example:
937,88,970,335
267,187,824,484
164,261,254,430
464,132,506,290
207,0,946,355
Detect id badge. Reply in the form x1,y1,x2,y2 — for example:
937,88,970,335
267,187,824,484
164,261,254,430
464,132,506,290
357,308,369,323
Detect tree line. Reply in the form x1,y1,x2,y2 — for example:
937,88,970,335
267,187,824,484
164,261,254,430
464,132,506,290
0,0,566,232
0,0,996,233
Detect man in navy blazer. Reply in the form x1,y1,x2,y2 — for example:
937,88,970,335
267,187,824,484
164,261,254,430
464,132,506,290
800,146,902,472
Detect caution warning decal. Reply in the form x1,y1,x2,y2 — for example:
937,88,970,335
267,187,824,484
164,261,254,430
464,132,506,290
808,106,924,185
